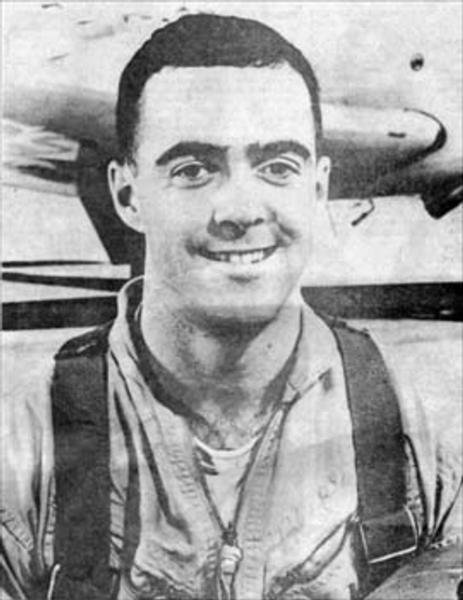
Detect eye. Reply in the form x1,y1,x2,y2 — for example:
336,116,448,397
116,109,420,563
170,160,217,188
257,159,301,185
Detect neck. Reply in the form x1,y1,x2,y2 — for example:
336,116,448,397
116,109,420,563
139,279,302,447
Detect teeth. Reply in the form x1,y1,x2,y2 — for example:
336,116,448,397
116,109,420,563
203,248,274,264
230,254,241,264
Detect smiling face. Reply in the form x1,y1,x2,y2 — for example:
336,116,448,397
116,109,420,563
109,64,330,326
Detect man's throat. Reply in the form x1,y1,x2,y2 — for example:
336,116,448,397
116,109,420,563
138,294,302,449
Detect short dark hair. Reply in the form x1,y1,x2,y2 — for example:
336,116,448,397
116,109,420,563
116,13,322,163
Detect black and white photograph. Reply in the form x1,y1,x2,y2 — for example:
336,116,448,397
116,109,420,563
2,3,462,599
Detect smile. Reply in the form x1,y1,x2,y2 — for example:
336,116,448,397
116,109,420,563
198,246,277,264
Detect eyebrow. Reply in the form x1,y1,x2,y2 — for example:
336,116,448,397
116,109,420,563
154,139,311,167
155,142,228,166
247,140,311,165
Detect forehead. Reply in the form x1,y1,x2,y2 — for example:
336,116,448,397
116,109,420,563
135,65,316,158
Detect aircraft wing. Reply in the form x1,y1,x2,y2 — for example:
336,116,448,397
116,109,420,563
3,2,462,214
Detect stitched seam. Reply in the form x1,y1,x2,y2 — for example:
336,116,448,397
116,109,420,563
1,509,34,552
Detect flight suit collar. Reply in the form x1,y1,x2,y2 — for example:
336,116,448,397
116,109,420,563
111,276,337,403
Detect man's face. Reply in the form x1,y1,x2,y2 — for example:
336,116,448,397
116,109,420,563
111,64,330,325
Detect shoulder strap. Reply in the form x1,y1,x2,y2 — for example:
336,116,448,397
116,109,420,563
49,322,115,600
329,320,419,592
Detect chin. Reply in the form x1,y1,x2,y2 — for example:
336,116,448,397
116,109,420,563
188,290,290,332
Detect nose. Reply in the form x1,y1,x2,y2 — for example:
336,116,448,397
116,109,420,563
208,182,268,241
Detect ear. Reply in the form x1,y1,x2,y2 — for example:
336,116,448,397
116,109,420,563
107,160,144,233
315,155,331,203
313,155,337,239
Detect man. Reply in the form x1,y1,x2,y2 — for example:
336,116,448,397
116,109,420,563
2,13,461,600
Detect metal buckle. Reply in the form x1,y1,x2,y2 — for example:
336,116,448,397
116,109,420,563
359,505,419,565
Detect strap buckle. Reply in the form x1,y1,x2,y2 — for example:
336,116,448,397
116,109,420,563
358,505,419,565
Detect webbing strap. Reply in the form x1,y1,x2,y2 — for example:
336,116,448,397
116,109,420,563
331,322,418,588
50,326,113,600
332,323,406,520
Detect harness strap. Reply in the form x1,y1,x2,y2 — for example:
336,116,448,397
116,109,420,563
49,324,115,600
330,321,418,591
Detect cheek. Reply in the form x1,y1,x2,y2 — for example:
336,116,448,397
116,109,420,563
139,195,208,269
139,188,203,234
273,188,314,241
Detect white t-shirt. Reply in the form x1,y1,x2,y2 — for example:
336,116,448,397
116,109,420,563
194,436,259,527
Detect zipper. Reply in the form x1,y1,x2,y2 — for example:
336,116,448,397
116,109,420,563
218,523,243,600
193,396,297,600
193,443,249,600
